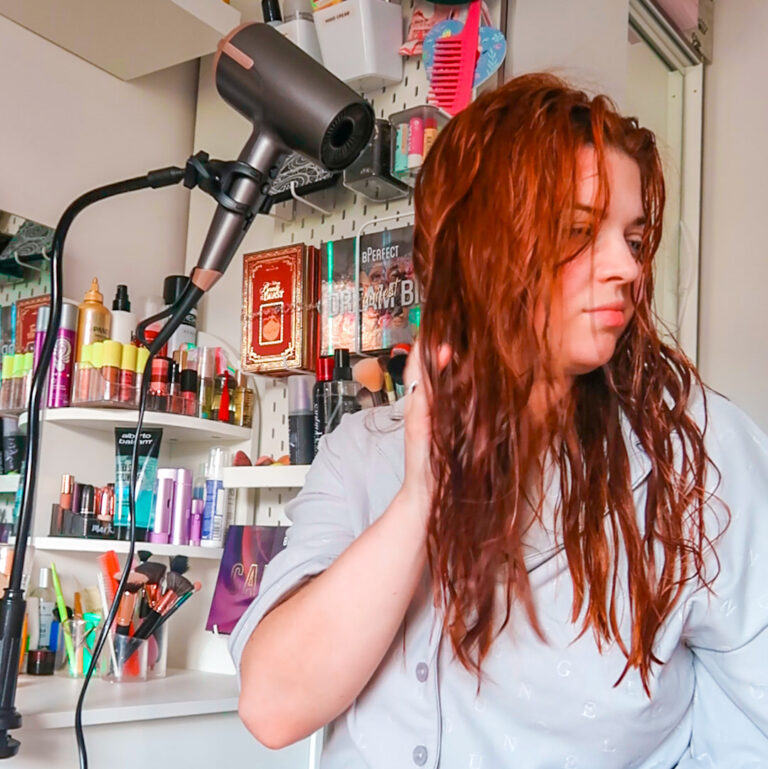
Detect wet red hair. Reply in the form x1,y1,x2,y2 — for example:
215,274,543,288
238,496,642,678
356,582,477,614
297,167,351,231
413,74,720,690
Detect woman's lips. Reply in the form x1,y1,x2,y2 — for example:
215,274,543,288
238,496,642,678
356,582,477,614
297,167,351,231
586,305,626,328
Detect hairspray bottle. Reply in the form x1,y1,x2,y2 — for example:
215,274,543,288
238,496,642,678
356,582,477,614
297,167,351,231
201,448,234,548
47,302,79,409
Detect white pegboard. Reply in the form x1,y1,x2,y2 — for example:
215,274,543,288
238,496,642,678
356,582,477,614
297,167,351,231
251,0,504,526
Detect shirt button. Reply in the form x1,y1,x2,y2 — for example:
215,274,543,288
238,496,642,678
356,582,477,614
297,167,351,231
415,662,429,682
413,745,428,766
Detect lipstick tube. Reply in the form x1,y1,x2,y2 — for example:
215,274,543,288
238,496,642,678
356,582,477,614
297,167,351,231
60,474,74,510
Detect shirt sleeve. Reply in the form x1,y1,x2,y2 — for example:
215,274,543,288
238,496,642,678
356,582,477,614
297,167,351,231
682,397,768,765
228,414,359,677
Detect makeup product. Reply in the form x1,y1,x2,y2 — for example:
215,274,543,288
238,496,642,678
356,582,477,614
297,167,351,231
288,375,315,464
197,347,216,419
211,371,228,422
60,474,74,510
119,343,138,403
423,116,438,156
0,355,12,410
50,563,75,670
73,344,93,405
406,116,424,170
133,590,177,640
75,278,111,363
168,360,182,414
28,568,55,650
22,352,33,407
134,346,150,406
188,499,203,546
70,482,83,518
324,348,360,434
2,418,24,474
114,427,163,540
102,340,122,402
27,649,55,676
352,358,385,405
163,276,198,356
115,591,137,637
170,468,193,546
47,301,78,409
202,448,234,548
233,372,255,428
89,341,104,401
9,354,24,410
141,296,167,358
110,285,135,345
394,123,408,175
312,355,334,457
180,367,198,417
153,582,201,634
33,305,50,372
148,356,171,412
149,468,176,544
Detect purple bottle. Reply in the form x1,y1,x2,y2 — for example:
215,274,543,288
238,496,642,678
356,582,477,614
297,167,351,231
47,302,78,409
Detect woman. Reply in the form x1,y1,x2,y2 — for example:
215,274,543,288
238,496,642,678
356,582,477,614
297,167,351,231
231,75,768,767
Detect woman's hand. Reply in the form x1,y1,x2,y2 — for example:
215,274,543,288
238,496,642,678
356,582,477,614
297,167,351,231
401,341,452,520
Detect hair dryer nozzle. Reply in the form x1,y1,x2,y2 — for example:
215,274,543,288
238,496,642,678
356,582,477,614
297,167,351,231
215,23,374,171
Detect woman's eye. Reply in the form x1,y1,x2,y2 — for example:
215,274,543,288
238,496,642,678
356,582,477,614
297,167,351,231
627,238,643,258
570,225,592,239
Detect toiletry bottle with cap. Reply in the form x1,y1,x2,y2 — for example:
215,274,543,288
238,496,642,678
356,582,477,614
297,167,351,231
47,302,79,409
75,278,111,363
279,0,323,62
288,375,315,464
197,348,216,420
33,306,50,373
163,276,197,357
110,285,136,345
312,355,334,457
202,447,234,548
141,296,167,358
325,348,360,435
233,372,255,428
29,567,55,650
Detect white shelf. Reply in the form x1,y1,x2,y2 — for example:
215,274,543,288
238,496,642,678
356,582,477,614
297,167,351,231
0,475,20,494
17,668,237,730
20,536,223,560
0,0,241,81
19,408,251,442
223,465,310,489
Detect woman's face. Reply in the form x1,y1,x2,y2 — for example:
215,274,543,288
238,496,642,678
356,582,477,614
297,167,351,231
542,146,645,378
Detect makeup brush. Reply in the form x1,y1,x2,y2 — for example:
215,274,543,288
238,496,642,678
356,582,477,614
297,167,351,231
136,561,166,614
169,555,190,577
353,358,385,406
165,571,193,597
152,582,202,635
114,573,147,637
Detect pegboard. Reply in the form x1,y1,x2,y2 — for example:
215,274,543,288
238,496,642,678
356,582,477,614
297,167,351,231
0,268,50,306
251,0,504,526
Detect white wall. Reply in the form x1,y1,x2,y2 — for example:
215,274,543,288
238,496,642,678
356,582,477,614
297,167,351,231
698,0,768,430
508,0,630,104
0,15,198,305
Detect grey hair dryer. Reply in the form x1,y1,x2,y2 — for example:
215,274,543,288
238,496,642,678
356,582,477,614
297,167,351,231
153,23,375,354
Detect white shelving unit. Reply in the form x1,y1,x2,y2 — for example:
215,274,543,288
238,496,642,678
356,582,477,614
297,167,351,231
0,475,20,494
19,408,251,442
0,0,241,80
17,668,237,730
223,465,309,489
19,536,223,560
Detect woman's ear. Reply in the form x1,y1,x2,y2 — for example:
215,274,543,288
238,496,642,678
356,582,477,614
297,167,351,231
437,344,452,372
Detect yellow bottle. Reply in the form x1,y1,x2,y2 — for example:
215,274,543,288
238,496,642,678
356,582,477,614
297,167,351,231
75,278,111,363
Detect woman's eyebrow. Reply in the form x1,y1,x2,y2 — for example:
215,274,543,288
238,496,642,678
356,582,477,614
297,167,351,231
574,204,646,227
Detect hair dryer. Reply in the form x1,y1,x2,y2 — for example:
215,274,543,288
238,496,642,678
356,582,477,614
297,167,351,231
150,23,375,355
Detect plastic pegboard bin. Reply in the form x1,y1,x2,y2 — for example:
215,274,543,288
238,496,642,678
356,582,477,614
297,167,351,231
314,0,404,94
389,105,450,188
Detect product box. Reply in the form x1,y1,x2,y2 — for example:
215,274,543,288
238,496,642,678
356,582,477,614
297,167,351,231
15,294,50,353
241,244,319,375
206,525,289,634
319,236,359,356
359,225,420,353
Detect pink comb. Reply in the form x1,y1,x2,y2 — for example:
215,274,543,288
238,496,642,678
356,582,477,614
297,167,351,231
428,0,482,116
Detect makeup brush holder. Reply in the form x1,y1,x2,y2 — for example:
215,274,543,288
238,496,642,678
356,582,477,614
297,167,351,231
53,617,103,678
101,624,168,683
313,0,403,93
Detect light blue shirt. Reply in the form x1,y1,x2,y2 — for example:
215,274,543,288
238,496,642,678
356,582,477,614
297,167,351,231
230,389,768,768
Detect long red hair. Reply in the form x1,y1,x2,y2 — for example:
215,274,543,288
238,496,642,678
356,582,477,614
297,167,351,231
413,74,721,689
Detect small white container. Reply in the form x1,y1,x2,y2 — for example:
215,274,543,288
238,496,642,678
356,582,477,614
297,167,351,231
314,0,403,93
